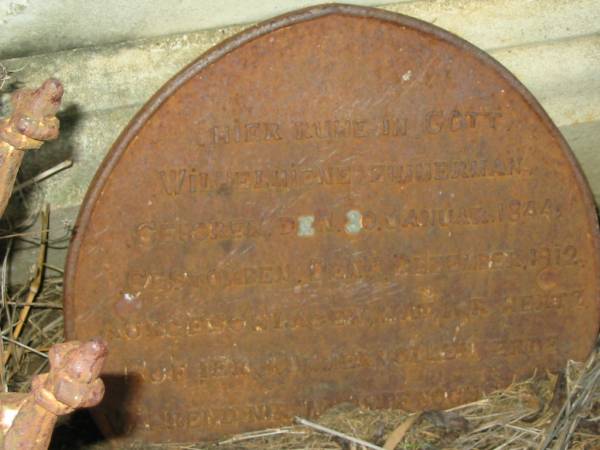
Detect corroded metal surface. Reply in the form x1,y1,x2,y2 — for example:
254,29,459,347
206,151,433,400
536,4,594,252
0,78,63,216
64,4,600,446
0,339,107,450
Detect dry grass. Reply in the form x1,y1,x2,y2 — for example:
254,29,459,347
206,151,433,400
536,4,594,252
181,355,599,450
0,63,9,92
0,80,70,390
1,58,598,450
0,206,598,449
0,62,26,94
0,161,597,449
0,204,65,394
0,208,599,449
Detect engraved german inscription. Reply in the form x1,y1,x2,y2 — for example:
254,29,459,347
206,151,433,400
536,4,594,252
159,156,524,196
65,6,600,445
206,110,501,146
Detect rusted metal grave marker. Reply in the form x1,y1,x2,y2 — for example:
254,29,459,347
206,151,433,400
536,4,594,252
64,4,600,445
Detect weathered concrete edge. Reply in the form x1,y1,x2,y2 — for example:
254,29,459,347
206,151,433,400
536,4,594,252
1,0,598,59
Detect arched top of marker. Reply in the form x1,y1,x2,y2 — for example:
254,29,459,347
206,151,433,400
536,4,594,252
66,4,598,237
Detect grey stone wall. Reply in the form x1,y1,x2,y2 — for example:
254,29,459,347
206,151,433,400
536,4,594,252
1,0,599,283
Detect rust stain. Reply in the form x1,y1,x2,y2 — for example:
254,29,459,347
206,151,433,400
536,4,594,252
63,4,600,446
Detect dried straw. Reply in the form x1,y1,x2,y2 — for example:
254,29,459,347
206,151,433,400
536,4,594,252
0,63,9,92
0,97,596,447
0,105,69,392
0,202,65,393
186,353,599,450
0,204,597,449
0,204,598,449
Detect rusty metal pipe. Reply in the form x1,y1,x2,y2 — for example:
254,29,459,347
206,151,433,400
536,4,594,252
0,78,63,216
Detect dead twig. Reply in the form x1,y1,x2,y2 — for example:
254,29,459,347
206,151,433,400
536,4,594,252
218,427,307,445
3,204,49,366
0,63,8,91
13,159,73,193
295,416,384,450
1,336,48,359
383,412,421,449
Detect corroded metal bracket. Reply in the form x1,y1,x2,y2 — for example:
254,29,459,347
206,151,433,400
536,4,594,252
1,338,108,450
0,78,63,216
